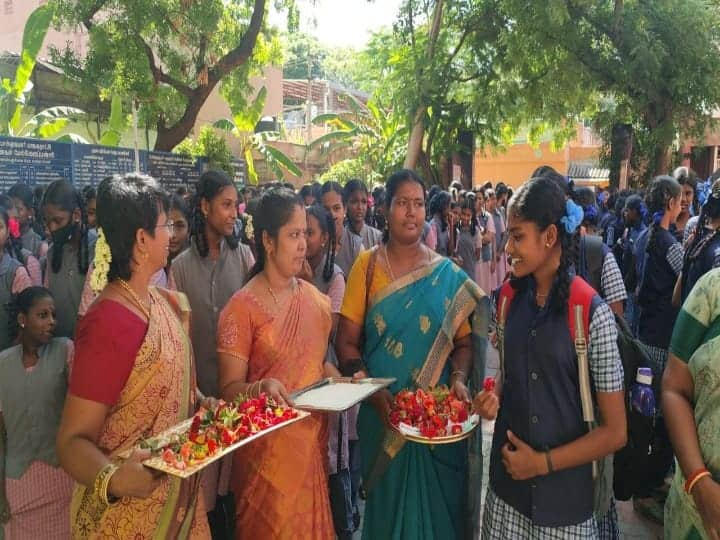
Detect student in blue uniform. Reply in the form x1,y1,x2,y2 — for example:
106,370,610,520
479,176,626,539
632,175,683,522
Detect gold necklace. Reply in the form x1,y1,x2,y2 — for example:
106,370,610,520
266,276,297,306
384,244,431,282
383,245,397,282
117,279,151,318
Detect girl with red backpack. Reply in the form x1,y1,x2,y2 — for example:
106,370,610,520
477,177,627,539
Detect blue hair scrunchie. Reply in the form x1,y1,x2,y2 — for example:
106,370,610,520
583,204,598,224
652,211,665,225
560,199,584,234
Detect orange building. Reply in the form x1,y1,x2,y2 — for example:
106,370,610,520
473,123,607,189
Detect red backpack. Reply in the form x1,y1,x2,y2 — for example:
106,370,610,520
496,276,596,427
495,276,606,504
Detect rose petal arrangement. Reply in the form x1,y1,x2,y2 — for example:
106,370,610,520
389,385,473,438
140,393,298,471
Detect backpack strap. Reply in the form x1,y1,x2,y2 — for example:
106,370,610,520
579,235,606,293
496,281,516,386
566,276,599,480
566,276,595,424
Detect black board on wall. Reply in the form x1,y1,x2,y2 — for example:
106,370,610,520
0,137,73,190
0,136,246,192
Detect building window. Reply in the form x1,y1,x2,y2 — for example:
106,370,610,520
4,1,13,15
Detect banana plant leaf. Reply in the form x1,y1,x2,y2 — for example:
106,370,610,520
9,4,54,131
100,95,126,147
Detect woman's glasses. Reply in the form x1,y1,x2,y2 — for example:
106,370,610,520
157,221,175,233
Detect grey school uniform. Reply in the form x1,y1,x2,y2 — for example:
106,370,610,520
455,226,479,281
355,224,383,250
20,229,44,260
45,231,96,339
336,227,364,278
171,238,254,397
0,338,71,479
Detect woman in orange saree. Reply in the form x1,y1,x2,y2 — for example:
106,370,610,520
56,173,210,539
217,188,336,540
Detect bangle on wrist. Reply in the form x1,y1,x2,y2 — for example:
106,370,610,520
450,370,467,383
545,450,554,475
686,468,712,494
94,463,120,506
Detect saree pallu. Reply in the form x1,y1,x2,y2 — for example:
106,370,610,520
219,281,335,540
358,259,489,540
70,288,209,540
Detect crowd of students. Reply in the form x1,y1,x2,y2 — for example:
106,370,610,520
0,164,719,539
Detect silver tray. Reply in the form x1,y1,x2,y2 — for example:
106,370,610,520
290,377,396,412
119,410,310,478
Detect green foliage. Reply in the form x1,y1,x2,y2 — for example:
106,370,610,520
492,0,720,179
319,158,367,185
311,94,406,184
214,87,300,183
99,95,128,147
51,0,287,150
281,31,366,90
174,125,234,176
0,4,86,140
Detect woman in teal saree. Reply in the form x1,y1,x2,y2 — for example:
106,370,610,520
336,170,491,540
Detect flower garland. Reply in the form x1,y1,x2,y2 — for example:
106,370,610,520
244,214,254,241
90,228,112,293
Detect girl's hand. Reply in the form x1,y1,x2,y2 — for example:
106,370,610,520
472,390,499,420
108,448,164,500
692,477,720,539
259,378,293,408
501,430,546,480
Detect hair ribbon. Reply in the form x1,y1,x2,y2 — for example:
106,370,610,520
560,199,583,233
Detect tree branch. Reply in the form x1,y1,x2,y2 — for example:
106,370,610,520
209,0,266,85
80,0,108,30
139,38,194,98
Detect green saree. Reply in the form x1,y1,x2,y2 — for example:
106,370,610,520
358,258,489,540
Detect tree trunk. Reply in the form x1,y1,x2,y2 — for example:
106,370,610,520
609,123,632,188
152,0,266,151
154,86,214,151
403,0,445,170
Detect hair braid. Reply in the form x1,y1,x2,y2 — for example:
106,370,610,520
552,229,579,314
323,211,337,283
77,192,90,274
191,195,209,258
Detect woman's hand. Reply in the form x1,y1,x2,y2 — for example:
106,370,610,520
472,390,499,420
198,396,219,412
450,379,471,402
108,448,163,500
501,430,546,480
259,378,293,408
368,389,394,428
692,476,720,539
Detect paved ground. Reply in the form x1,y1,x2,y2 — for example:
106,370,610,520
354,344,664,538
